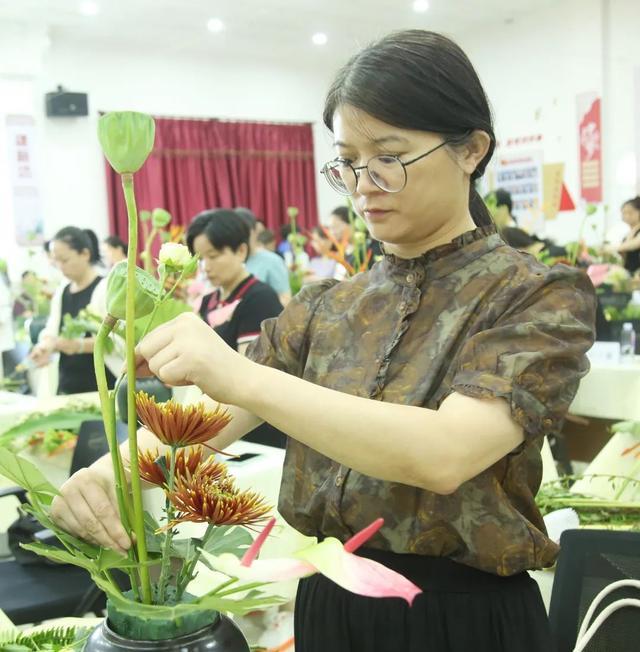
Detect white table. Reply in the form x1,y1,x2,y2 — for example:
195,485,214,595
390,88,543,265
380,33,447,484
570,356,640,420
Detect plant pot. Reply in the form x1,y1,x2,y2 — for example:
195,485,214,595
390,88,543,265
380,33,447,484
84,615,250,651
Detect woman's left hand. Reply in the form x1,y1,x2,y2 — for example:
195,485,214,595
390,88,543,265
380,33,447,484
135,312,249,404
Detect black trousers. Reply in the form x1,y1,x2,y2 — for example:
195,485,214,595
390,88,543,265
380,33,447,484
294,548,554,652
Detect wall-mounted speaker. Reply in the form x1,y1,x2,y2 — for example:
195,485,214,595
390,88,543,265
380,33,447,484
45,86,89,117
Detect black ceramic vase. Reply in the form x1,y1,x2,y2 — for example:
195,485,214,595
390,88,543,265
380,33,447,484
84,614,250,652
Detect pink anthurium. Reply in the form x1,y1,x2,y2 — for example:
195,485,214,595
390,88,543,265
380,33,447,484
202,517,422,606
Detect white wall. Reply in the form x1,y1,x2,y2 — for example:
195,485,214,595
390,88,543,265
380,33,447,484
460,0,640,246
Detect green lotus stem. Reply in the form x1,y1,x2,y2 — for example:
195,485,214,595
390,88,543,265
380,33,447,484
176,523,214,601
157,446,177,604
122,172,152,604
94,317,134,531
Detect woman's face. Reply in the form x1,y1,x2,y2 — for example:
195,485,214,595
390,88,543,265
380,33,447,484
311,231,331,256
50,240,91,282
103,244,126,267
329,214,350,241
622,203,640,228
331,105,486,253
193,234,246,290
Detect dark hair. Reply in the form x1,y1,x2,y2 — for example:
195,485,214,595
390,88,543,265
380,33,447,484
43,240,51,254
187,209,250,260
330,206,351,224
494,188,513,215
52,227,101,263
323,30,495,228
234,207,258,231
312,225,329,239
623,196,640,212
104,235,128,255
279,223,292,240
257,229,276,245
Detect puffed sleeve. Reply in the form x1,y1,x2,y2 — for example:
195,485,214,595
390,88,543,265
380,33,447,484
451,264,596,438
246,279,338,377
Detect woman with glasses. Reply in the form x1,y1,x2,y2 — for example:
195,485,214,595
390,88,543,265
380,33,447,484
53,30,595,651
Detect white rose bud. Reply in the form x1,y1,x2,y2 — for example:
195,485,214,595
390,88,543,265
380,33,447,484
158,242,191,269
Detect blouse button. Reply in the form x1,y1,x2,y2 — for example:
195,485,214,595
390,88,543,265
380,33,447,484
406,273,415,283
542,418,554,429
335,475,344,487
398,302,407,312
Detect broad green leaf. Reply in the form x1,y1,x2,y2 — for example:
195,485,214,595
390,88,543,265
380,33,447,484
0,448,58,502
20,542,96,573
95,547,156,572
201,525,252,557
21,504,101,558
134,298,191,343
143,511,167,554
0,404,101,446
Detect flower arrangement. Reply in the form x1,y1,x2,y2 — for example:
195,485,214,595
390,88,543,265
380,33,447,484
0,112,421,647
324,201,373,277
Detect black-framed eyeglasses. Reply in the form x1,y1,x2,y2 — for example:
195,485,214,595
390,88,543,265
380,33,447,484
320,139,455,196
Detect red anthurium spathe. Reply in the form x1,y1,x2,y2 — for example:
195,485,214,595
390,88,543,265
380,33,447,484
202,517,422,605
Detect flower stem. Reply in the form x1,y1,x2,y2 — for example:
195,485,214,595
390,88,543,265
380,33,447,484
157,446,177,604
94,317,138,594
122,172,152,604
176,523,214,601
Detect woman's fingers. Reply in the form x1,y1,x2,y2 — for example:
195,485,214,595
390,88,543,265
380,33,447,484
52,468,130,553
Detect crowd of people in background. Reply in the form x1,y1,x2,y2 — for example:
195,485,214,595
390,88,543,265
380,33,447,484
1,194,639,402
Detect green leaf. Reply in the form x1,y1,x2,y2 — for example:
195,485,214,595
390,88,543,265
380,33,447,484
143,511,167,554
612,421,640,437
95,547,147,572
20,542,97,573
0,448,58,503
134,298,191,343
0,404,101,447
0,625,91,652
201,526,252,558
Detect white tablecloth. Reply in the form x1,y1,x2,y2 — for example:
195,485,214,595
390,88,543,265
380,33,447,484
570,357,640,420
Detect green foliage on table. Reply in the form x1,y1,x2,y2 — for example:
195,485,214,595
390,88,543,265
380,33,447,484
0,402,101,449
0,625,92,651
604,304,640,322
536,474,640,528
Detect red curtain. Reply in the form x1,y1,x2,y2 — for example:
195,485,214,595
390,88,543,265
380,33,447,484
105,116,318,247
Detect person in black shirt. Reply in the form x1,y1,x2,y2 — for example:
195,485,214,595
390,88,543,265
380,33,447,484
30,226,115,394
187,209,285,447
617,196,640,274
187,209,283,354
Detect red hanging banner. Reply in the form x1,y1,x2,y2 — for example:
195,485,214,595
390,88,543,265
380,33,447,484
577,93,603,203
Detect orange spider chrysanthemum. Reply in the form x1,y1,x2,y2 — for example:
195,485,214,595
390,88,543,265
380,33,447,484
135,392,232,448
138,446,226,487
167,472,271,528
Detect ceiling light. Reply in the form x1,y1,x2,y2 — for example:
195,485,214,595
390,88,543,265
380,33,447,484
312,32,328,46
79,1,99,16
207,18,225,33
412,0,429,12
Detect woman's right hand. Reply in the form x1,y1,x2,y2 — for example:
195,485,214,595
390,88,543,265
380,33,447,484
50,462,131,554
